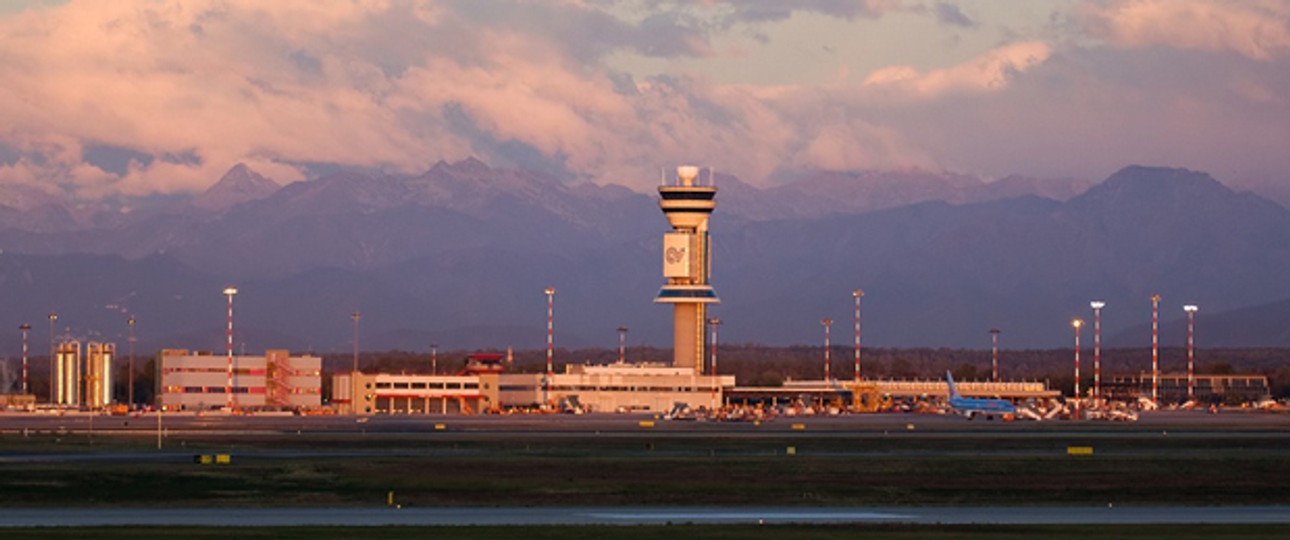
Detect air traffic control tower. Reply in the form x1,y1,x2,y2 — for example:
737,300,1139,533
655,165,718,374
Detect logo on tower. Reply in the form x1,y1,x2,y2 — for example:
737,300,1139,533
662,232,692,278
665,246,686,264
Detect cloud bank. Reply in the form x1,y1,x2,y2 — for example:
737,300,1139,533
0,0,1286,200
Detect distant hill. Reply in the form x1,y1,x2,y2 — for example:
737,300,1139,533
190,163,280,211
1110,297,1290,348
718,169,1090,221
714,165,1290,348
0,161,1286,352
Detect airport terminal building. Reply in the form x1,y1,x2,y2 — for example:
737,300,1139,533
331,356,734,415
1103,372,1270,403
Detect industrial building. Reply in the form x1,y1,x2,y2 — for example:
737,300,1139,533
48,340,117,408
335,372,493,415
157,349,322,411
53,341,81,406
84,342,114,408
331,353,503,415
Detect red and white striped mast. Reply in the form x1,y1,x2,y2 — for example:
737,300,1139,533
128,315,136,407
1151,294,1160,406
821,318,832,382
852,289,863,383
1072,319,1083,414
989,328,1000,382
47,313,56,403
1090,301,1105,401
544,287,555,408
223,287,238,410
19,323,30,395
1184,304,1198,401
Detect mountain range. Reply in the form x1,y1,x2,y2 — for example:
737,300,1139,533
0,160,1287,357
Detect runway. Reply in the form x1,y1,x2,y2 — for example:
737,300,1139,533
1,506,1288,527
4,409,1289,436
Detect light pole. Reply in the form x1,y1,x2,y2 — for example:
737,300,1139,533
708,318,721,376
350,311,361,416
1073,319,1083,412
128,315,136,408
19,323,29,395
617,326,628,364
1151,294,1160,406
156,347,165,453
708,318,720,409
821,318,833,382
544,287,555,408
1090,301,1105,401
223,287,237,411
989,328,1000,382
351,312,361,375
1184,304,1198,401
47,313,56,403
156,356,163,449
852,289,863,383
430,343,438,375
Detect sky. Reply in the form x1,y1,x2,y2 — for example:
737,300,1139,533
0,0,1287,200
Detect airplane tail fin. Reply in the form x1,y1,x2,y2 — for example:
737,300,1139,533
945,370,962,400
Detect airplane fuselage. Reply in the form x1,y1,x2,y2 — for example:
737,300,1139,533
948,396,1016,419
945,370,1017,420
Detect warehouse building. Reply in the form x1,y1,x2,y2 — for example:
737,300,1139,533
157,349,322,411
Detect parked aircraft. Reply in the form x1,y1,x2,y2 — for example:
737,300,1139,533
945,371,1016,420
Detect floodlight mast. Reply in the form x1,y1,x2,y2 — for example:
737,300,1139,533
223,287,238,411
1184,304,1199,401
853,289,863,383
1151,294,1160,406
1090,301,1106,401
708,317,721,409
127,315,136,407
989,328,1000,382
1073,319,1083,414
821,318,833,382
47,313,56,403
19,323,30,395
545,287,555,408
351,312,361,376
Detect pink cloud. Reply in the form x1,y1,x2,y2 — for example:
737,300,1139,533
861,41,1053,98
0,0,1283,201
1076,0,1290,61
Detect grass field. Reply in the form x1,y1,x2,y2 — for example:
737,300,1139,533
2,428,1289,508
5,525,1290,540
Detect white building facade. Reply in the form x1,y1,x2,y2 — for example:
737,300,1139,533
158,349,322,410
334,362,734,415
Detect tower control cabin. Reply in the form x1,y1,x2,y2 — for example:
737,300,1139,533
655,165,719,374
